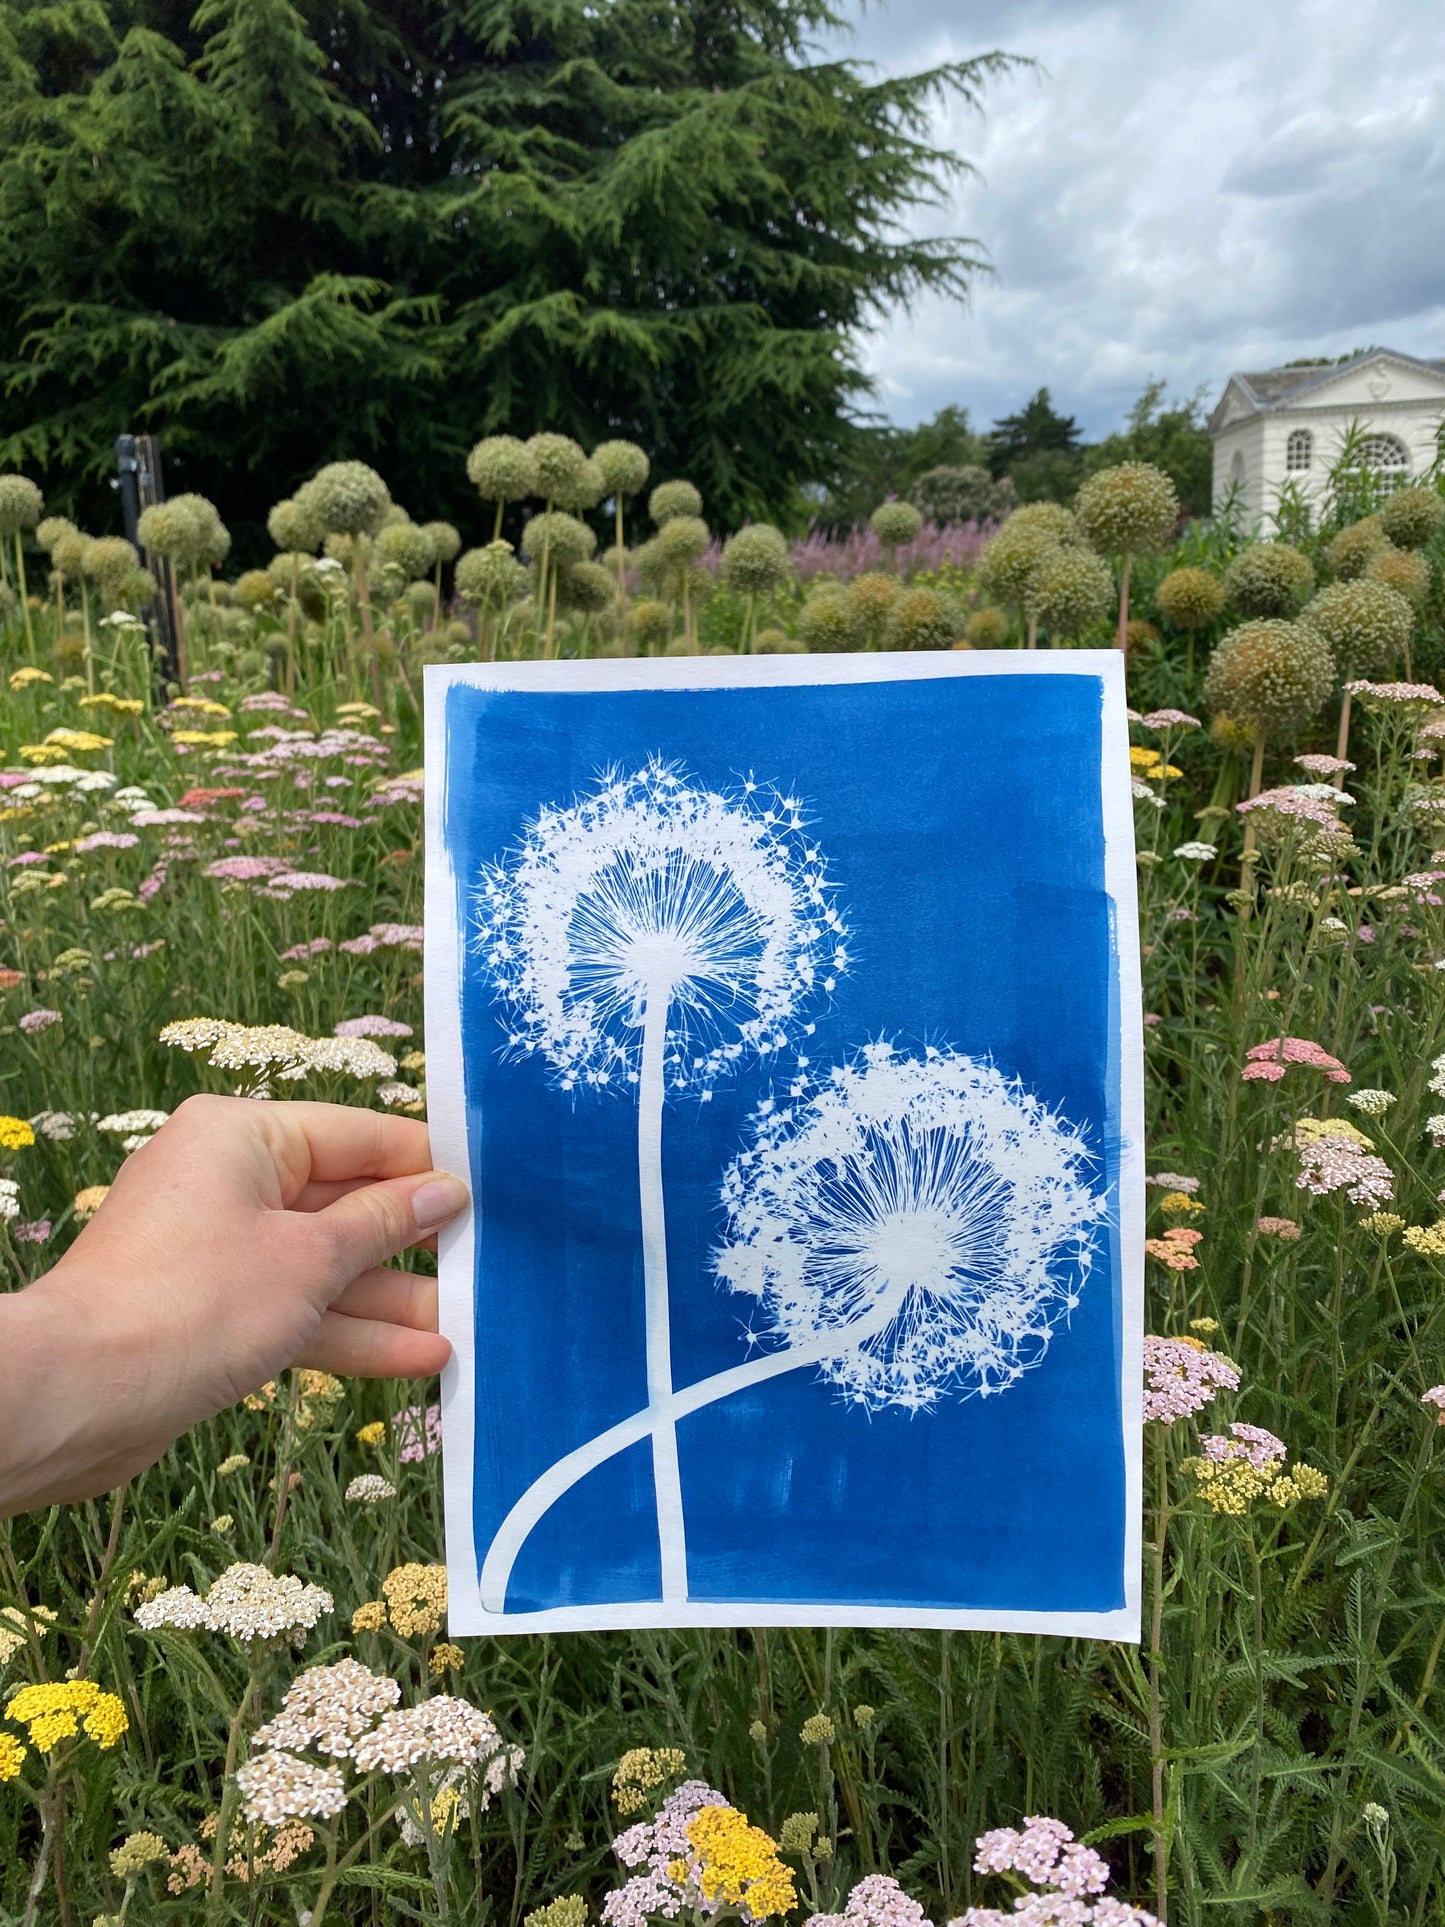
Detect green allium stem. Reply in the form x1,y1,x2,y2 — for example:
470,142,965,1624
1117,552,1132,654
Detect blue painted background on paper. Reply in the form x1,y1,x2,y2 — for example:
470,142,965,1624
442,672,1125,1614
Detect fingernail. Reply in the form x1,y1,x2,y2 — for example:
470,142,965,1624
412,1175,470,1231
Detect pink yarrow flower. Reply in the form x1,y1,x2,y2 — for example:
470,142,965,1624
75,830,139,852
1297,1136,1394,1207
1346,680,1445,705
267,871,350,893
1146,1172,1199,1193
1200,1423,1287,1471
1143,1335,1239,1424
958,1814,1155,1925
808,1876,931,1927
1256,1216,1302,1240
335,1015,413,1039
206,855,289,882
1422,1387,1445,1425
1242,1037,1350,1084
280,939,334,961
19,1010,60,1034
1294,753,1355,775
1139,709,1200,729
394,1403,441,1463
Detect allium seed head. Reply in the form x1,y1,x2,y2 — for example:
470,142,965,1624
649,479,704,525
1379,484,1445,550
454,542,526,606
1301,579,1414,677
1074,461,1177,556
304,462,391,537
1204,619,1335,743
267,496,325,554
882,586,961,651
797,586,861,654
527,433,588,503
1365,545,1430,608
592,440,650,497
976,521,1059,607
1023,547,1114,640
1155,565,1224,630
467,435,537,502
0,475,44,534
868,501,923,549
964,607,1009,647
720,525,791,598
1222,542,1315,618
423,520,461,564
1325,515,1390,580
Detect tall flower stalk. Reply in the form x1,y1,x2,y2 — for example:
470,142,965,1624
473,760,847,1604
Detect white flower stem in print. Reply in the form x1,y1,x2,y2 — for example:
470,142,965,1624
472,759,846,1606
477,1042,1102,1614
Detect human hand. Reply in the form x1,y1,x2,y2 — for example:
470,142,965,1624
0,1095,468,1513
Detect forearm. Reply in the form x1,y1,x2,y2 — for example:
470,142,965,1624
0,1273,158,1517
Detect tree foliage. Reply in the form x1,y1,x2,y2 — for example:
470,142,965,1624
0,0,1015,549
811,403,986,531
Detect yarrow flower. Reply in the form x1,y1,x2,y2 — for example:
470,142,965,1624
958,1814,1153,1925
613,1747,689,1814
251,1658,402,1758
1146,1171,1199,1193
1256,1216,1302,1240
235,1750,347,1826
1184,1427,1328,1515
1241,1037,1350,1084
1347,1088,1395,1117
335,1014,413,1039
1145,1228,1202,1271
5,1679,129,1752
1420,1386,1445,1425
380,1563,447,1638
1296,1128,1394,1207
134,1562,332,1644
1172,841,1217,861
159,1017,395,1084
394,1402,441,1462
1142,1334,1239,1424
345,1474,397,1505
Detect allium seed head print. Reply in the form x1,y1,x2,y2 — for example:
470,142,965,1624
471,759,846,1094
715,1044,1104,1412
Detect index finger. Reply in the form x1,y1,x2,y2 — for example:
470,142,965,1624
256,1102,436,1196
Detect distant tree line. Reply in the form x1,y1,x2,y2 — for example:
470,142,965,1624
816,379,1214,530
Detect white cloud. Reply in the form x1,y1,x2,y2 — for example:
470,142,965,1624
825,0,1445,436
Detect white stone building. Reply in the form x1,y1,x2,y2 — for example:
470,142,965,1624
1209,347,1445,525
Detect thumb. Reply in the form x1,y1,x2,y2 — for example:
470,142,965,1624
303,1171,470,1297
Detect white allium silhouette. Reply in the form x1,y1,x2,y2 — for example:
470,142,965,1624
714,1043,1103,1412
472,758,846,1095
471,757,847,1607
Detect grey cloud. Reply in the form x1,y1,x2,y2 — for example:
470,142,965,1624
823,0,1445,437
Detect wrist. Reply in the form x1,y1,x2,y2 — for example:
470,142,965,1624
0,1271,154,1516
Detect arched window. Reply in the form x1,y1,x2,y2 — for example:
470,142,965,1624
1355,433,1409,494
1285,428,1312,471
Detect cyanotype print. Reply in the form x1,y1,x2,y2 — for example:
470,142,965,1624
425,655,1142,1637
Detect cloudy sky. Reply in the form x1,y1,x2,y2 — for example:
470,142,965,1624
823,0,1445,439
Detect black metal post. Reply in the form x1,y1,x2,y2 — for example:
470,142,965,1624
115,433,181,688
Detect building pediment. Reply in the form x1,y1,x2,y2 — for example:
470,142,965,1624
1269,351,1445,413
1210,348,1445,435
1208,379,1258,435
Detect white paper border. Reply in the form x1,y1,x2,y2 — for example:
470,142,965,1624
425,651,1143,1640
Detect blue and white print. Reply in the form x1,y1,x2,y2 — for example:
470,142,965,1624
425,653,1144,1638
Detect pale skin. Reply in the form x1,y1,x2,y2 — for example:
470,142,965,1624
0,1095,468,1517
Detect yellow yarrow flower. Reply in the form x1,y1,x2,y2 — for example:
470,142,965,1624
5,1679,128,1751
429,1642,465,1678
685,1805,797,1919
80,693,144,717
170,697,232,716
381,1563,447,1638
44,727,113,753
171,730,238,747
1160,1191,1204,1215
1403,1223,1445,1258
612,1745,687,1813
18,744,72,764
355,1421,385,1447
351,1600,387,1633
0,1733,26,1780
0,1116,35,1152
8,667,53,690
110,1830,169,1878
